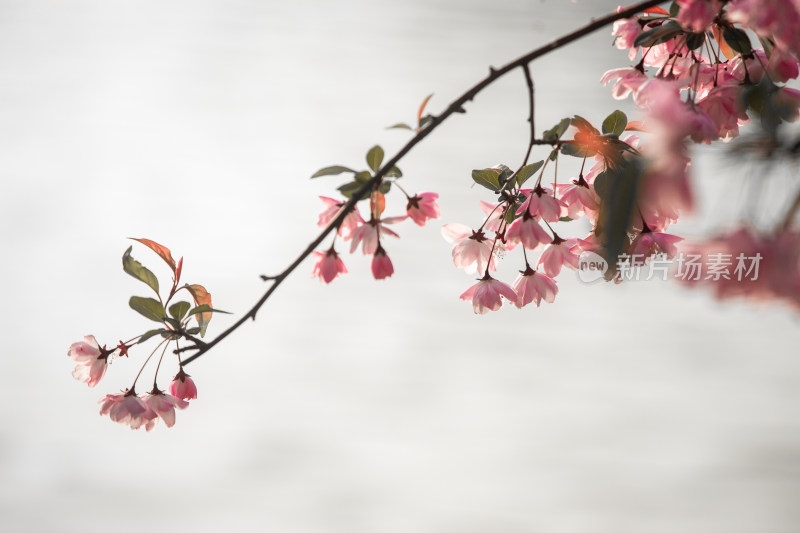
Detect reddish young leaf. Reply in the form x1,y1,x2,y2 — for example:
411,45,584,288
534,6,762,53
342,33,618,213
175,257,183,285
185,284,213,337
621,4,668,15
370,191,386,218
417,93,434,125
712,25,737,60
131,238,177,272
624,120,649,132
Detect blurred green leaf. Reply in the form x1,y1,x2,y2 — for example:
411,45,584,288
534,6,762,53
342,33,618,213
311,165,355,178
186,304,231,317
516,160,544,187
129,296,166,322
122,246,159,295
602,110,628,136
633,21,682,48
385,166,402,178
543,118,571,142
471,169,501,191
169,301,191,321
139,328,167,343
366,145,384,172
387,123,413,130
723,26,752,55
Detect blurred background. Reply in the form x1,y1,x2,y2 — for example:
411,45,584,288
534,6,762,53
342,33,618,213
2,1,800,532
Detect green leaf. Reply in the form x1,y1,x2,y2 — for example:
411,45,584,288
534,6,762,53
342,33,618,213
186,304,231,317
354,171,372,183
669,1,679,17
495,164,513,186
543,118,571,142
366,145,384,172
338,181,363,199
379,181,392,194
186,327,201,334
385,166,402,178
139,328,167,343
633,21,682,48
602,110,628,136
387,123,413,130
685,32,706,50
164,317,181,330
310,165,355,178
560,142,589,158
122,246,159,295
471,169,501,191
723,26,752,55
169,301,191,321
129,296,166,323
516,160,544,187
418,115,434,129
594,160,642,272
505,205,519,224
549,149,559,161
559,216,573,222
570,115,600,135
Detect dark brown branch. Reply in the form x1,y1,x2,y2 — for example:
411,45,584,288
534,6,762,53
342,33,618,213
180,0,667,366
519,64,536,171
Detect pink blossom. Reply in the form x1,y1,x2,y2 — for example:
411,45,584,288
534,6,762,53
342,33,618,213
311,248,348,283
349,216,404,255
516,186,565,222
697,84,748,140
555,175,599,219
317,196,364,239
600,67,648,100
612,17,641,60
505,212,550,250
538,236,580,277
68,335,110,388
676,0,721,32
767,46,800,83
169,368,198,401
442,223,496,275
99,390,157,431
512,267,558,308
406,192,440,226
145,391,189,429
371,245,394,280
459,275,518,314
629,229,683,262
479,201,506,233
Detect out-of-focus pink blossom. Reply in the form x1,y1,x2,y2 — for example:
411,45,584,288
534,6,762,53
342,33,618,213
600,67,648,100
317,196,364,239
612,17,641,60
68,335,110,388
169,368,198,401
512,267,558,308
768,46,800,82
676,0,721,32
311,248,348,283
406,192,440,226
371,245,394,280
145,391,189,429
459,275,518,314
99,390,157,431
442,223,497,275
629,229,683,263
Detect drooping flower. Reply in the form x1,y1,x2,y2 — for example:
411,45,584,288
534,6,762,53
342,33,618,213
169,368,198,400
406,192,440,226
538,235,580,277
629,227,683,263
516,185,565,223
505,211,550,250
459,274,518,314
442,223,497,275
600,67,648,100
512,266,558,308
555,175,599,219
612,17,641,60
145,390,189,429
311,247,348,283
350,216,405,255
317,196,364,239
371,245,394,280
99,390,157,431
68,335,111,388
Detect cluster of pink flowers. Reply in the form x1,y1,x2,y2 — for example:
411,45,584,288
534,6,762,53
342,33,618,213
312,191,440,283
69,336,198,431
680,227,800,308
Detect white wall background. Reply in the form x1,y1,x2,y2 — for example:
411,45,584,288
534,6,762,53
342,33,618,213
2,1,800,532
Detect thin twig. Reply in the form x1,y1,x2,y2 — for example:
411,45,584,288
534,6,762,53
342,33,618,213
180,0,667,365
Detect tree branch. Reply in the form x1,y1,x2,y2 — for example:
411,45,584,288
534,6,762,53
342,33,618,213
180,0,668,366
